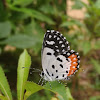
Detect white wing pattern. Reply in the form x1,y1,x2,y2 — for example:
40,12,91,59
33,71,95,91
41,30,80,81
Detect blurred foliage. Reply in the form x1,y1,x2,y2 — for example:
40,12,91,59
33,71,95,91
0,0,100,100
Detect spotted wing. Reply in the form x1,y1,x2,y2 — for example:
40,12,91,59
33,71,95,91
61,50,80,77
42,48,80,80
41,30,70,57
41,30,80,81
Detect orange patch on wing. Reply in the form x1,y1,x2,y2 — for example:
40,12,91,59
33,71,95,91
67,54,78,76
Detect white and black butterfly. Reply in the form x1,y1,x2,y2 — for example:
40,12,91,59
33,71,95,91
40,30,80,82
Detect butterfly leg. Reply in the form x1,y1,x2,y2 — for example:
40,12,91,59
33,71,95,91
41,79,44,86
49,81,52,90
57,80,62,85
38,77,42,85
64,82,67,87
44,80,47,86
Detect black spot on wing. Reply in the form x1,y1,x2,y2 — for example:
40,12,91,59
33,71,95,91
56,70,58,72
52,65,55,69
52,74,54,76
46,69,50,76
66,71,68,73
47,52,52,55
56,76,58,78
66,58,70,62
60,64,63,68
57,57,62,62
62,74,64,77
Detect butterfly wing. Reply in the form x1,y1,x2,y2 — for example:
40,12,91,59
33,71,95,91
41,30,70,56
41,30,80,81
60,50,80,77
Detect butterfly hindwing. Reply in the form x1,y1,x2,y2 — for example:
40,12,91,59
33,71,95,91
42,48,71,81
62,50,80,76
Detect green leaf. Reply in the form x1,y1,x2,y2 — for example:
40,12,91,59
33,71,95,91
0,34,40,49
44,81,68,100
24,20,44,40
25,81,69,100
66,88,74,100
40,3,54,15
0,94,8,100
13,0,33,6
24,20,44,54
0,21,11,38
8,5,55,25
25,81,44,94
0,67,12,100
24,81,44,99
91,59,100,74
17,49,31,100
11,12,29,21
60,20,83,27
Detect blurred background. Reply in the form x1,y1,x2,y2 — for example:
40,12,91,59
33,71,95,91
0,0,100,100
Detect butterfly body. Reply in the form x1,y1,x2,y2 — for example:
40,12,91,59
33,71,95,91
41,30,80,81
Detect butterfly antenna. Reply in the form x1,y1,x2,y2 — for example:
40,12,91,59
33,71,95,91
38,77,43,85
31,71,41,73
22,67,41,72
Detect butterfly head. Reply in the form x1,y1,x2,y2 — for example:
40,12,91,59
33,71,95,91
40,71,44,77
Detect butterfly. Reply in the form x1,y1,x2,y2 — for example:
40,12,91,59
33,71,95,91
40,30,80,82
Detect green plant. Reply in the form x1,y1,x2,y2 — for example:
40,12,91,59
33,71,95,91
0,67,12,100
0,50,73,100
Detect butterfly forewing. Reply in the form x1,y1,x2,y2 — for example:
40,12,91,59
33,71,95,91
42,30,69,56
